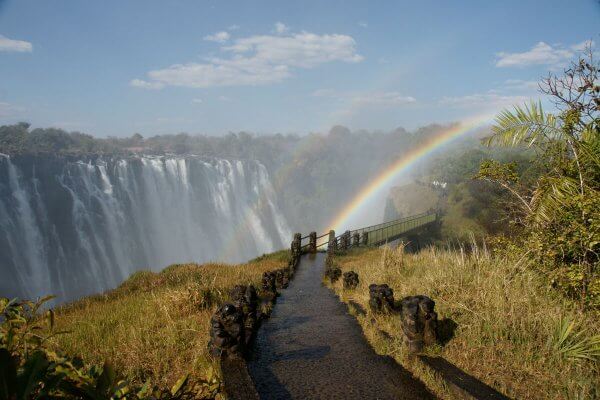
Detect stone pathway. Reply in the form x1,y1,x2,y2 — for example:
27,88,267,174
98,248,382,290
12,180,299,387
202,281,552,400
247,253,436,399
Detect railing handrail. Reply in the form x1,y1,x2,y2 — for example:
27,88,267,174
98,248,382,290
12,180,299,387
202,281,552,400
293,211,438,254
330,211,436,241
351,211,433,234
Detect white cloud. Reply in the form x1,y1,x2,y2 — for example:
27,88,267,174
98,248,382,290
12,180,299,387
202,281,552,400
502,79,539,91
312,88,337,97
358,21,368,28
132,31,363,89
204,31,230,43
495,40,593,68
440,76,543,112
228,24,240,31
440,92,529,108
571,40,593,51
274,22,289,34
130,78,165,90
313,89,416,106
0,102,24,118
0,35,32,52
218,95,231,102
223,33,363,67
352,92,416,105
191,98,203,104
0,102,13,117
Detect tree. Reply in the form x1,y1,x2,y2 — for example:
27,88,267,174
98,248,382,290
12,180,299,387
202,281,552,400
478,44,600,308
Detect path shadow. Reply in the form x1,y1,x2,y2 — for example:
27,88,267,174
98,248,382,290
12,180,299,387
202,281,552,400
419,356,512,400
221,357,260,400
247,335,294,400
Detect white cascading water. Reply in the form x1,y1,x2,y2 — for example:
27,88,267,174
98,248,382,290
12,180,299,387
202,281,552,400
0,154,291,302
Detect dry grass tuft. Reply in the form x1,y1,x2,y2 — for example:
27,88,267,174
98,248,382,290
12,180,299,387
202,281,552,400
330,245,600,400
47,251,288,390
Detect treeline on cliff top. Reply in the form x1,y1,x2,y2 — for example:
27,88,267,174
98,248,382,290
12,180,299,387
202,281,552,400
0,122,460,159
0,120,478,166
0,121,488,234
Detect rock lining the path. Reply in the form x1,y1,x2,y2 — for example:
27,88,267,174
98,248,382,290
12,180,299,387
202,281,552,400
399,295,438,353
368,284,395,314
343,271,359,289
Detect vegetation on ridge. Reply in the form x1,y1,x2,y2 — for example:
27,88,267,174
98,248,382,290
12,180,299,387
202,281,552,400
330,245,600,400
477,46,599,308
328,46,600,400
1,253,288,399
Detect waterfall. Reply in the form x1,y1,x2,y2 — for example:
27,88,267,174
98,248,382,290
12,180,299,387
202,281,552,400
0,154,291,302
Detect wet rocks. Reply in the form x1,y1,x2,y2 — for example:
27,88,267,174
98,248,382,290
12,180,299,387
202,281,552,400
330,268,342,283
261,271,277,297
324,254,342,282
368,284,395,313
326,266,342,282
209,303,246,358
230,285,259,346
258,271,279,319
275,268,291,289
399,295,438,353
343,271,359,289
209,243,300,363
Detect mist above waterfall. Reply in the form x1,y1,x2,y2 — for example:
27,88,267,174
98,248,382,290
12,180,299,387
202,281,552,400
0,154,290,302
0,122,489,303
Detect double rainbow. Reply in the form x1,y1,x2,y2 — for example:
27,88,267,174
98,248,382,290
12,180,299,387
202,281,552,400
327,113,494,232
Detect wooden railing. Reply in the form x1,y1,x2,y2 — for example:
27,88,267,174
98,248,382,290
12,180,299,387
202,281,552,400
291,211,438,255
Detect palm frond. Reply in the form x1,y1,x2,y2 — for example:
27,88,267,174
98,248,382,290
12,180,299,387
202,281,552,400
578,126,600,168
487,101,562,148
550,317,600,362
530,176,581,223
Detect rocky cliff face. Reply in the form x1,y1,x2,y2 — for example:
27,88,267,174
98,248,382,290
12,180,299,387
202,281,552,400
0,154,291,302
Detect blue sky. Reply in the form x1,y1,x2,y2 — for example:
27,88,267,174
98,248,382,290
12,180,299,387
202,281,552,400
0,0,598,137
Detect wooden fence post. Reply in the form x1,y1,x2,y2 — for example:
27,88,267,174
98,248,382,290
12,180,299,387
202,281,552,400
292,233,301,257
340,230,350,251
362,231,369,246
309,231,317,253
352,232,360,247
328,230,336,254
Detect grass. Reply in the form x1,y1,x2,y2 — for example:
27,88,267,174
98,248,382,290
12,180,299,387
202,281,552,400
46,252,289,392
329,244,600,400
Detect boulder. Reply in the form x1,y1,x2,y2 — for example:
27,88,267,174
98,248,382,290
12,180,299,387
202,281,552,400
261,271,277,297
275,268,290,289
399,295,438,353
343,271,359,289
208,303,245,358
230,285,259,346
368,284,395,313
326,266,342,282
287,259,296,274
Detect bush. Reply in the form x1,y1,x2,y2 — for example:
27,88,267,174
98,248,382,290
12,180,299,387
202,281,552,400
0,296,217,400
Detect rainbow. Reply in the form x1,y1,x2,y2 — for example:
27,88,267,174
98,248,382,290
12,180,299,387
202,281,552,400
328,113,495,233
